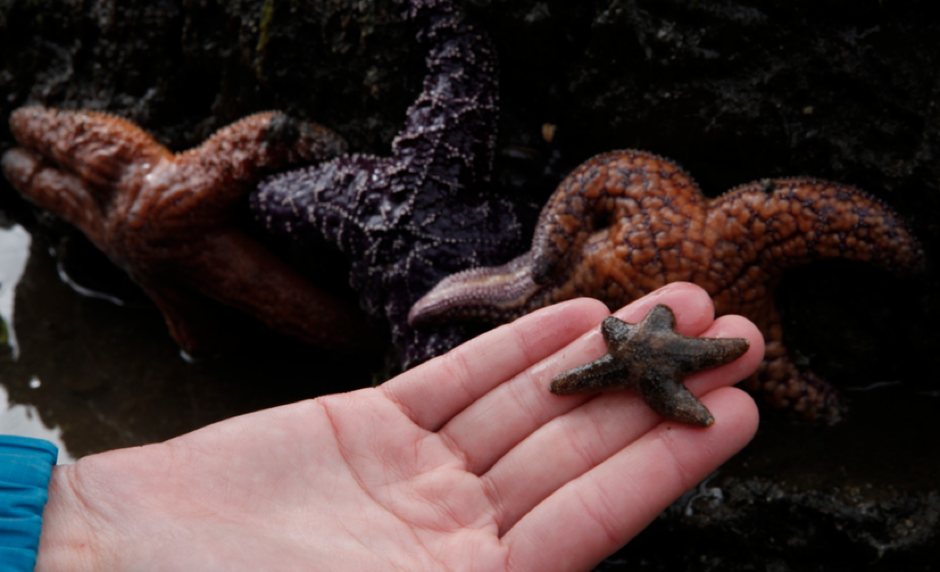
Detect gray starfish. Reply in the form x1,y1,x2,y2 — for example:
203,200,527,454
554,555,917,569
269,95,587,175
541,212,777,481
550,304,750,427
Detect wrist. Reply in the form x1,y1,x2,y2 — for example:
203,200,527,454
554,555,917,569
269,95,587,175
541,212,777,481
33,464,101,572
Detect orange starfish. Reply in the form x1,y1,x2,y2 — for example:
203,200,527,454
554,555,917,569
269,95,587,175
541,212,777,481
410,150,927,422
2,106,382,358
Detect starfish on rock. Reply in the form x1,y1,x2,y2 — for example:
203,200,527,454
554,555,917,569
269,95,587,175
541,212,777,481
2,106,382,358
410,150,927,422
251,0,532,369
551,304,750,427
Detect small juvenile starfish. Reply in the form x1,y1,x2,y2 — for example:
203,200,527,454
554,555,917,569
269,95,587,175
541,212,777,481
2,106,382,358
551,304,750,427
251,0,532,368
410,150,927,422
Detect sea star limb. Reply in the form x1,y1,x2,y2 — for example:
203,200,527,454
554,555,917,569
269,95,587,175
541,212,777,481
551,304,750,427
409,150,927,422
251,0,531,369
2,106,382,358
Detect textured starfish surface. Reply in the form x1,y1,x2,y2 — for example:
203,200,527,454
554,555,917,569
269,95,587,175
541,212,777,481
551,304,750,427
251,0,531,368
410,150,927,422
2,106,382,358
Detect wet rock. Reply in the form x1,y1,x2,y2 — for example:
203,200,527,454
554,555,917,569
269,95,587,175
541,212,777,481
599,395,940,569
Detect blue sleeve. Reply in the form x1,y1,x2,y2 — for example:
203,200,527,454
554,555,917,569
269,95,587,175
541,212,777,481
0,435,58,572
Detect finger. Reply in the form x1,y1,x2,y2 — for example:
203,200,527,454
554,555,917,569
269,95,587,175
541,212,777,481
502,387,759,572
438,282,720,475
482,313,763,534
381,298,610,432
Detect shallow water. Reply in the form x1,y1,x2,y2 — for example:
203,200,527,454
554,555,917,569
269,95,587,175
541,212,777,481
0,224,30,359
0,220,377,460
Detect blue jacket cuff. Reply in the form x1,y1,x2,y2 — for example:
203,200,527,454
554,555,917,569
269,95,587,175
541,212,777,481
0,435,58,572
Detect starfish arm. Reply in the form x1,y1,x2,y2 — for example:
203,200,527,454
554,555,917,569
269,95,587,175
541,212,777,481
408,152,710,331
549,354,626,395
1,148,106,244
740,303,846,422
7,106,171,194
171,112,347,214
600,315,636,346
251,154,390,256
183,228,383,355
633,371,715,427
660,335,751,372
390,0,498,194
708,178,927,286
638,304,676,331
407,251,540,326
529,151,704,284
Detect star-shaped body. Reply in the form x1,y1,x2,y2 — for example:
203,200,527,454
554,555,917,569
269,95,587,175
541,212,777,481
251,0,532,368
410,150,927,422
2,107,381,358
551,304,750,427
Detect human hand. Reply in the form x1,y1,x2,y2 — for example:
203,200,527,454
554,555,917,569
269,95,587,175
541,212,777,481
36,282,763,572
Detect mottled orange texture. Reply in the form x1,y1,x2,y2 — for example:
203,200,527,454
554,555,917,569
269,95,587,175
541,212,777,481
410,150,927,422
2,106,382,358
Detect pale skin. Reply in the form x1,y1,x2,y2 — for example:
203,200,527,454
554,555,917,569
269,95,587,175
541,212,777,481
35,282,764,572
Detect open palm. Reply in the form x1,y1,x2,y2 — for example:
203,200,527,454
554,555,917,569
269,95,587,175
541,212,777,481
37,283,763,572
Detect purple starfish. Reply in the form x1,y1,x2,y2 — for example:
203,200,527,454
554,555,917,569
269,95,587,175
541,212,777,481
251,0,533,368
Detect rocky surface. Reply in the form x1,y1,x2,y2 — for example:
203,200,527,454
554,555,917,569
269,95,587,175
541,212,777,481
1,0,938,569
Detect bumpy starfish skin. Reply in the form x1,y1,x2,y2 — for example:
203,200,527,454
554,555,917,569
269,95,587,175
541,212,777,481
551,304,750,427
251,0,530,368
2,106,382,357
410,150,927,421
